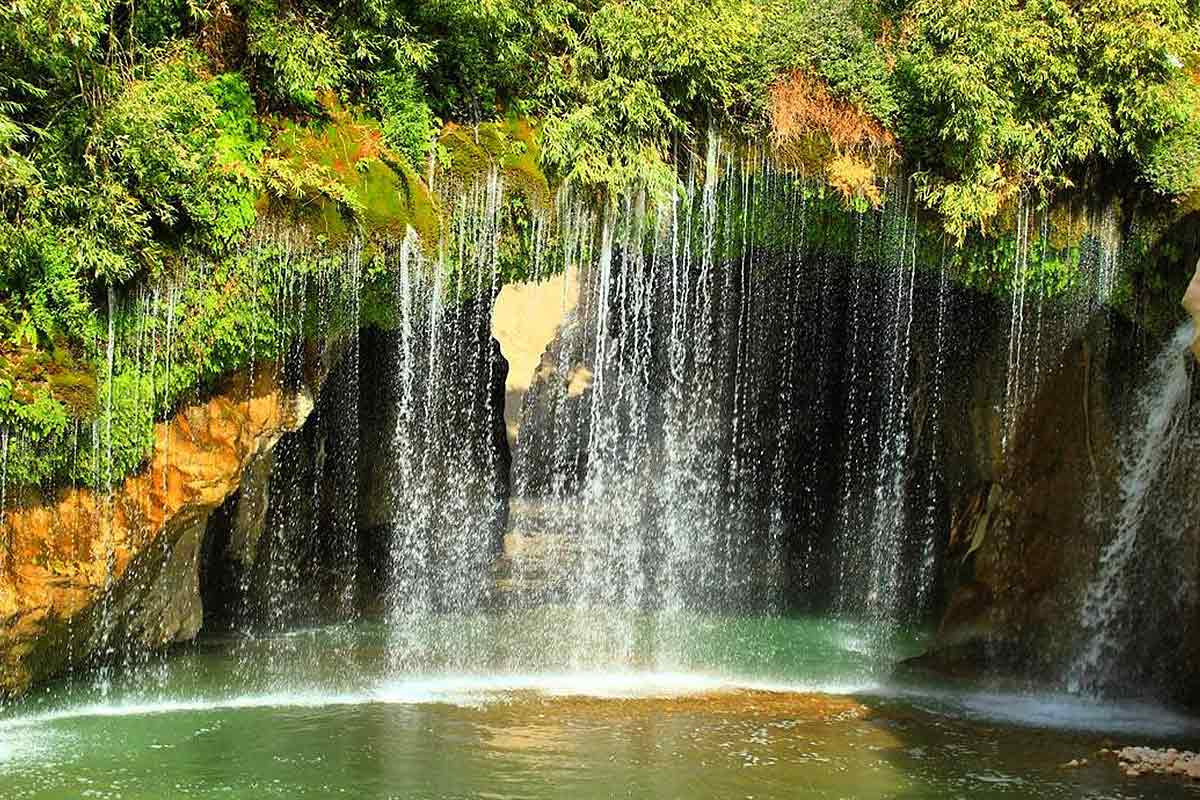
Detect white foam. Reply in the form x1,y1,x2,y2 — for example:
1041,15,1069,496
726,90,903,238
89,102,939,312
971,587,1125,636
0,671,877,729
4,672,1197,746
376,670,876,701
891,686,1200,738
0,691,366,729
0,726,55,765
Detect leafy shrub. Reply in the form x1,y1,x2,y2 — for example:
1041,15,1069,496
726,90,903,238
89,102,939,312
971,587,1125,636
374,69,437,168
247,5,348,110
90,48,265,257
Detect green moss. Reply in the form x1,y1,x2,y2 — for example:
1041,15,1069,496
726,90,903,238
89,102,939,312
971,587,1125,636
438,118,552,211
267,104,442,247
45,370,98,418
0,339,96,431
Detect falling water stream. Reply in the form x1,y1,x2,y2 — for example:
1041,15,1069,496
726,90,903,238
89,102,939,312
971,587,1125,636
1070,322,1197,696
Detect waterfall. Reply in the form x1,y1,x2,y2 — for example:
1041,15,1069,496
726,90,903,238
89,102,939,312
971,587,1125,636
496,139,961,670
500,137,822,669
0,425,8,565
826,177,948,651
1069,321,1196,695
1003,199,1033,451
9,131,1166,697
860,178,922,638
384,170,509,671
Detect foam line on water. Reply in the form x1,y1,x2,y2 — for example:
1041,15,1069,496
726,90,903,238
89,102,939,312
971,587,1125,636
954,691,1200,737
0,671,878,729
4,673,1198,744
884,685,1200,738
372,671,879,701
0,691,371,730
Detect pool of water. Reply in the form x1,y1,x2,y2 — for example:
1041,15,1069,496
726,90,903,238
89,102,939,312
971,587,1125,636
2,612,1198,799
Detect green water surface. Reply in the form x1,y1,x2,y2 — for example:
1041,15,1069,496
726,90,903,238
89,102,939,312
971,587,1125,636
2,612,1197,799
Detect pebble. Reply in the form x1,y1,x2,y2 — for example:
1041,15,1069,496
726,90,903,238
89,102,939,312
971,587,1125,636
1107,745,1200,780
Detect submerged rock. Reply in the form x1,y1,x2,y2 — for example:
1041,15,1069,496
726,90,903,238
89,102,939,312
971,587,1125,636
0,366,314,697
1111,746,1200,780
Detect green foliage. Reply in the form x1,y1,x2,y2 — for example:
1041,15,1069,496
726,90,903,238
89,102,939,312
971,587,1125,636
247,6,348,110
895,0,1200,235
439,118,550,208
266,106,440,244
130,0,191,47
374,68,437,167
536,0,766,196
89,49,265,259
1139,81,1200,198
1,237,374,489
758,0,898,125
0,0,114,80
400,0,529,121
0,222,99,348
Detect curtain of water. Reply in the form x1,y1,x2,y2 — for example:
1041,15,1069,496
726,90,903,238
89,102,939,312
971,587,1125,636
826,176,947,655
505,136,878,669
13,134,1161,693
384,169,509,671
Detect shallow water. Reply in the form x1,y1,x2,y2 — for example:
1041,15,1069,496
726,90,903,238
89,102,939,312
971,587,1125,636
2,613,1198,799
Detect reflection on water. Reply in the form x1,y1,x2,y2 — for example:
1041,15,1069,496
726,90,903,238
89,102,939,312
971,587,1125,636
1,613,1198,799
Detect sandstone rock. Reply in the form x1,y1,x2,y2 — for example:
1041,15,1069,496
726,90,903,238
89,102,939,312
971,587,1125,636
566,364,593,398
0,366,314,697
1181,256,1200,363
492,272,581,446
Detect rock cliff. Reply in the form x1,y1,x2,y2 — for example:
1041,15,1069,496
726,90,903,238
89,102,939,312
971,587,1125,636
0,367,313,696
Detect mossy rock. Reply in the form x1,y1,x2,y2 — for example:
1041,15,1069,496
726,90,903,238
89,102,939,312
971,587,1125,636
267,104,442,248
46,370,99,418
0,341,97,420
438,118,552,211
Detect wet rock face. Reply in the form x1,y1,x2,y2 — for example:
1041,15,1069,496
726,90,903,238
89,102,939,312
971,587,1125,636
920,311,1200,707
196,442,280,631
357,316,512,544
107,514,209,652
510,311,592,498
0,367,314,697
928,323,1121,674
951,330,1122,677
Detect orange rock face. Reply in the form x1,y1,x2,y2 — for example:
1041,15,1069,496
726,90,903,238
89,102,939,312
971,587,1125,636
1183,257,1200,362
0,366,313,696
